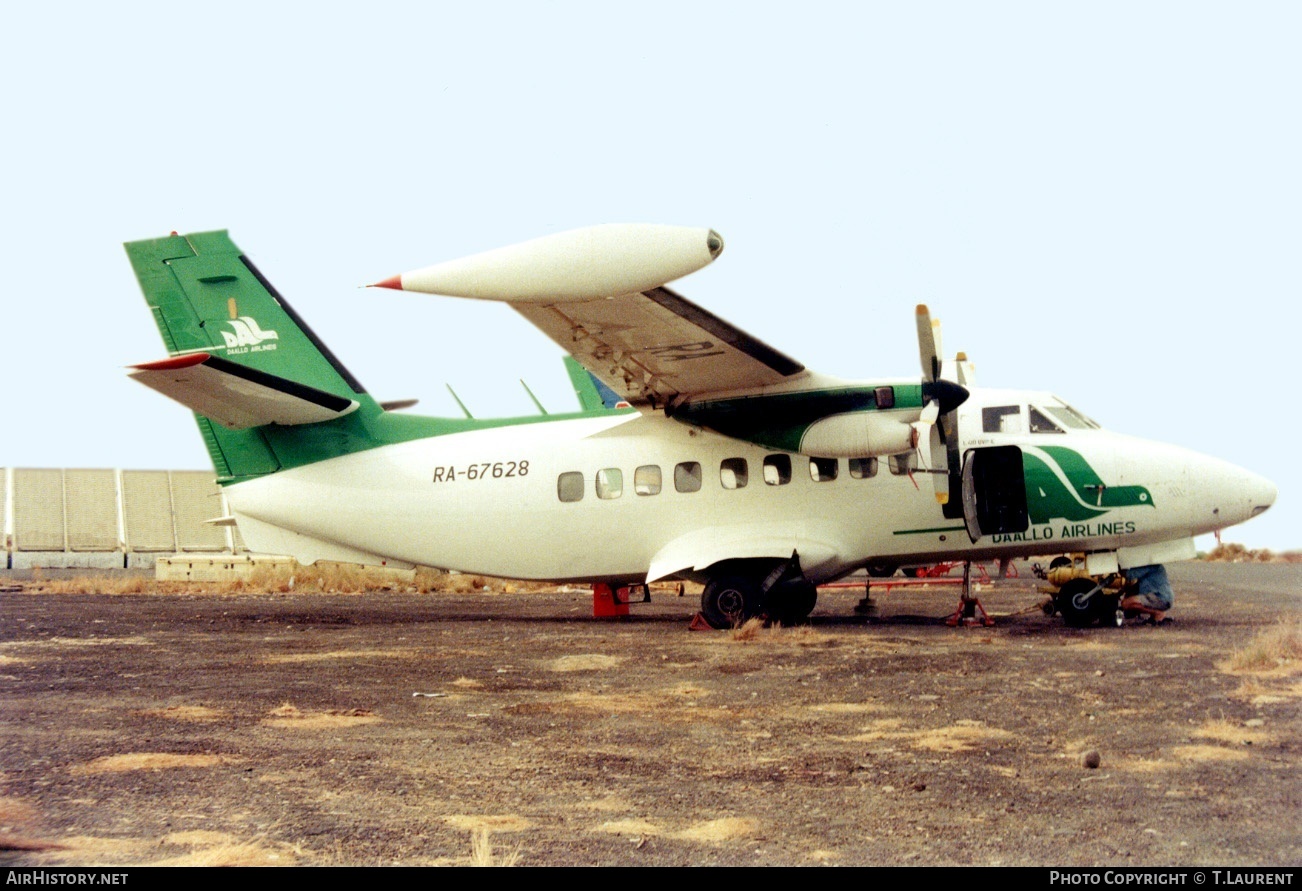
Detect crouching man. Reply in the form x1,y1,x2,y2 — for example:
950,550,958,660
1121,564,1174,625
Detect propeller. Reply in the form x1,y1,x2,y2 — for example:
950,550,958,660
914,305,969,505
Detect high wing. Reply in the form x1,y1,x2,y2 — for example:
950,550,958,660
371,224,808,407
510,285,806,408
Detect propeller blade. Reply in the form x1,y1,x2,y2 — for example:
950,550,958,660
919,399,940,425
954,351,975,388
915,305,965,508
916,304,942,382
932,452,950,505
910,400,940,464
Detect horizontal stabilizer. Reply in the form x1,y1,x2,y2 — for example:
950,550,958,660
129,353,360,430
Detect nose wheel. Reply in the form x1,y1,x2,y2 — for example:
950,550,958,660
1055,577,1121,628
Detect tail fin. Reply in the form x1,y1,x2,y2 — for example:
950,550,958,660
562,356,630,411
125,230,381,483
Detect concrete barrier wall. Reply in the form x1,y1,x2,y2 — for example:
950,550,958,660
66,469,119,552
1,468,7,566
171,471,228,552
121,470,176,553
13,469,66,552
2,468,241,569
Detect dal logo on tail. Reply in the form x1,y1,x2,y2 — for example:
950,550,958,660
221,316,279,350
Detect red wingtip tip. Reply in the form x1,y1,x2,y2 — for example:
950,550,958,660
131,352,211,371
370,274,405,291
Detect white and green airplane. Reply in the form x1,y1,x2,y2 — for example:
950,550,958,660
125,226,1275,628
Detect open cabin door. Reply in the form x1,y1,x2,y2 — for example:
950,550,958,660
960,446,1029,543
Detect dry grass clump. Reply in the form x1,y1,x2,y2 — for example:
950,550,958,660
22,565,540,596
261,703,381,729
154,830,301,866
1192,718,1273,747
469,828,521,867
1203,542,1302,563
729,617,767,640
728,617,833,646
28,573,154,595
1222,619,1302,674
71,753,236,775
243,563,405,593
238,565,538,595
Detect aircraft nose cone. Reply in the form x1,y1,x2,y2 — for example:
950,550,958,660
1204,461,1276,529
1245,470,1277,520
1139,444,1277,535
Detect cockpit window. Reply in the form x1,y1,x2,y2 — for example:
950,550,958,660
1028,406,1065,434
1045,400,1100,430
982,405,1023,434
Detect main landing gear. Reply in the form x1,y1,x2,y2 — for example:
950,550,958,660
699,555,819,629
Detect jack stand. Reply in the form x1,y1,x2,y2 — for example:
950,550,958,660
592,583,630,618
945,562,995,627
853,581,878,616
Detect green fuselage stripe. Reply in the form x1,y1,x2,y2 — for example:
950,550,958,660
893,525,967,535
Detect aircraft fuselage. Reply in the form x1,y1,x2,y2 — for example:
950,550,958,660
224,385,1275,584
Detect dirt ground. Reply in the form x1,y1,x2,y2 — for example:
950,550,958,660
0,562,1297,867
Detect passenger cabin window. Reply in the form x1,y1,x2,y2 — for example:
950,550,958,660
720,458,748,490
596,468,623,499
763,454,792,486
809,457,839,482
1028,407,1065,434
634,465,662,496
674,461,703,493
889,453,917,475
849,457,878,479
557,471,584,502
982,405,1024,434
875,386,895,409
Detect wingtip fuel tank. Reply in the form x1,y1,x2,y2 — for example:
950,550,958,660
369,223,723,302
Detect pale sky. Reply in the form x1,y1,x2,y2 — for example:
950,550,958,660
2,2,1296,550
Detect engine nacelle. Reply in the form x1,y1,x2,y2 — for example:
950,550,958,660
798,411,916,458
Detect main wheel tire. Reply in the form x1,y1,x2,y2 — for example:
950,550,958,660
767,580,818,625
866,561,898,578
700,575,762,629
1057,577,1104,628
